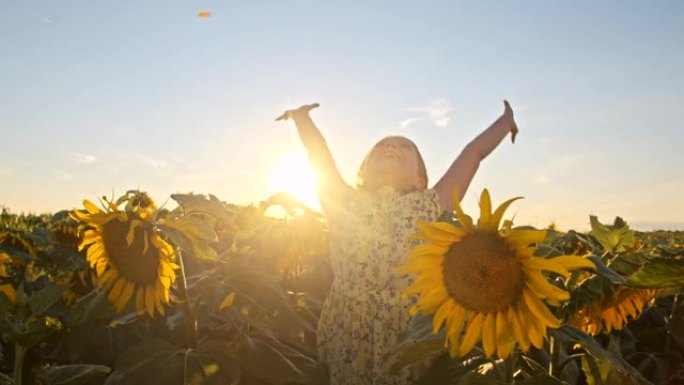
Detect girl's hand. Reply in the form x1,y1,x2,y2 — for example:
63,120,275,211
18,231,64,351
276,103,320,121
503,100,519,143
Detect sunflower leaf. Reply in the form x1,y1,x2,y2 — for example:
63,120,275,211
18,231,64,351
105,339,240,385
28,283,67,315
589,216,636,254
235,333,314,385
624,255,684,288
388,313,446,373
549,326,651,385
587,256,627,284
458,371,509,385
34,364,111,385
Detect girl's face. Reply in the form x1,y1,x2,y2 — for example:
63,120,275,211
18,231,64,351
364,136,426,192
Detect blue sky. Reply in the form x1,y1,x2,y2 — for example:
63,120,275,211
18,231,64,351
1,1,682,231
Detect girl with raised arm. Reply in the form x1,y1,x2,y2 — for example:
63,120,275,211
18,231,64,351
277,101,518,385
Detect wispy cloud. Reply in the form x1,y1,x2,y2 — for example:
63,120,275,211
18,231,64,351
400,98,453,129
40,17,53,24
120,154,171,172
71,153,98,164
54,171,72,181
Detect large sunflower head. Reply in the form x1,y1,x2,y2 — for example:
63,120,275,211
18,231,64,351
401,189,596,359
71,193,178,317
569,286,656,336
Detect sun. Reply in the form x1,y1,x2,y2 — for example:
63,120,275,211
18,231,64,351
269,152,320,210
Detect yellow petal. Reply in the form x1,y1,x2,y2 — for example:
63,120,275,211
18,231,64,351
446,304,467,351
219,292,236,310
509,305,530,351
83,200,101,215
491,197,523,232
459,312,484,357
523,289,560,329
415,222,462,246
482,312,497,358
145,285,155,317
478,189,493,231
126,220,142,247
550,255,596,271
452,190,474,232
135,287,145,315
431,300,451,333
524,257,571,278
524,269,570,301
507,229,546,248
108,278,125,305
496,311,514,359
114,281,134,312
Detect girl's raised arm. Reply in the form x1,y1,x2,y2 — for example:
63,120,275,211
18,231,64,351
276,104,353,209
433,101,519,210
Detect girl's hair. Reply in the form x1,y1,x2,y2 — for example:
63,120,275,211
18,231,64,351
355,136,428,193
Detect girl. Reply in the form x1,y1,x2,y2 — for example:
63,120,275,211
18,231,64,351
277,101,518,385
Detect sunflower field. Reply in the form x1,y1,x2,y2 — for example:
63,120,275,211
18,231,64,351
1,189,683,385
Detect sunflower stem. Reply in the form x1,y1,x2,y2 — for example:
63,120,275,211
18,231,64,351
504,348,517,383
13,343,25,385
177,250,198,348
549,335,561,378
666,292,681,352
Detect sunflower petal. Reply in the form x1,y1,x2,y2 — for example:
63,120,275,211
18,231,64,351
482,312,497,358
507,229,546,248
452,190,474,231
83,200,101,215
496,311,514,359
446,304,467,351
415,222,462,246
114,281,134,312
550,255,596,271
145,285,155,317
524,257,571,278
491,197,523,232
523,289,560,329
135,287,145,315
459,312,484,357
478,189,493,231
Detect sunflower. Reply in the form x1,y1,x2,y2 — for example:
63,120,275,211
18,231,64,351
71,192,178,317
401,189,596,359
0,252,16,304
569,287,656,336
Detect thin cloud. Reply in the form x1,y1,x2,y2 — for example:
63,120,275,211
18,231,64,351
40,17,53,24
54,171,72,181
401,99,453,128
71,153,98,164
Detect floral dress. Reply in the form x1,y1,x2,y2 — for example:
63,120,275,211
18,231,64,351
317,187,441,385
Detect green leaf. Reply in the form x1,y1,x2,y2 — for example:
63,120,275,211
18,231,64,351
28,284,67,315
170,193,233,223
160,225,217,261
34,364,111,385
105,339,239,385
589,216,636,254
518,374,564,385
458,372,508,385
625,256,684,288
235,333,314,385
550,326,652,385
387,313,446,373
587,256,627,284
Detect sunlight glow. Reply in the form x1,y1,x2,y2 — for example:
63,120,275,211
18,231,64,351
268,152,320,211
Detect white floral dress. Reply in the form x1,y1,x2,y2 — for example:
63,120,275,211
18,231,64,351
317,187,441,385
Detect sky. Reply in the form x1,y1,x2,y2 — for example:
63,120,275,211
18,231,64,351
1,1,683,231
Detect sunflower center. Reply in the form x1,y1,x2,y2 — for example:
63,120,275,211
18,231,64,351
102,220,160,285
442,232,524,313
